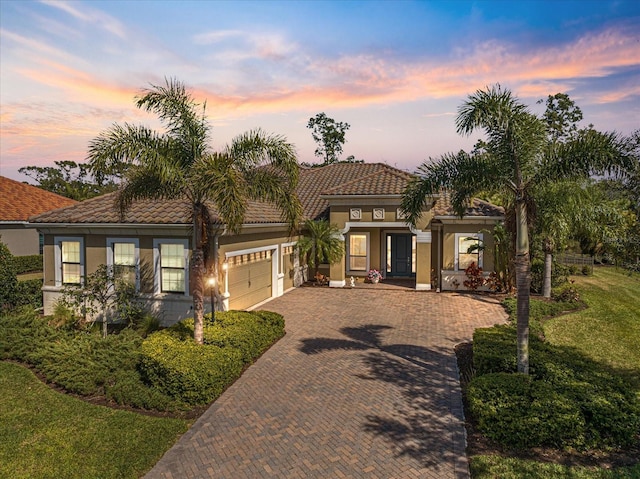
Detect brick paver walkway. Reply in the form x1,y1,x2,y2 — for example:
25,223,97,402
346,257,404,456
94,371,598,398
145,287,507,479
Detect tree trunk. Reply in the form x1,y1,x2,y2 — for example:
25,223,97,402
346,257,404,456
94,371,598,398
515,200,531,375
192,206,205,344
542,237,553,298
543,251,552,298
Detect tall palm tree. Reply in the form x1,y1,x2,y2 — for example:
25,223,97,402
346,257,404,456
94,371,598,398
87,78,301,344
296,219,344,278
402,85,629,374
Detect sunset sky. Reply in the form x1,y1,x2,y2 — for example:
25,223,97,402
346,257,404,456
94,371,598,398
1,0,639,182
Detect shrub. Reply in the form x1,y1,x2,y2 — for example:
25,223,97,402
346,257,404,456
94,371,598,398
551,284,580,303
530,259,569,294
502,297,580,323
13,254,43,274
13,278,43,308
104,369,183,411
581,265,592,276
467,373,586,449
140,332,244,405
470,318,640,450
0,241,17,310
463,262,485,290
568,264,579,275
140,310,285,405
473,325,518,375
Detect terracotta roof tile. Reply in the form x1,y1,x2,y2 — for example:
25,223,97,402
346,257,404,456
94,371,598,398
432,190,505,217
297,163,411,220
0,176,77,221
27,163,504,226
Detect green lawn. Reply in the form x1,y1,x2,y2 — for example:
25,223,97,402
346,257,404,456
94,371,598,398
470,266,640,479
0,361,189,479
543,267,640,381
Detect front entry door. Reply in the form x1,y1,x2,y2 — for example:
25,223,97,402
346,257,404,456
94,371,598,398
389,233,413,277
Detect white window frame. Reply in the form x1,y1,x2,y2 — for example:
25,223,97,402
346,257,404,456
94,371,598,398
107,238,140,291
54,236,85,287
153,238,189,295
346,232,370,274
454,233,484,271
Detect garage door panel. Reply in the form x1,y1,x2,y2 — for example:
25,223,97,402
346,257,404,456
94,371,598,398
228,252,272,310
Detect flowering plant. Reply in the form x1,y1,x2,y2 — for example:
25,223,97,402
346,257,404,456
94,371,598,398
367,269,383,282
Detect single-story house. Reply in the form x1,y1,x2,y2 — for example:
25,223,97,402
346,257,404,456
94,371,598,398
0,176,77,256
28,163,503,325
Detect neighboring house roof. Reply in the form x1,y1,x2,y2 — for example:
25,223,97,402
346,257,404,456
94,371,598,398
0,176,77,222
28,163,504,226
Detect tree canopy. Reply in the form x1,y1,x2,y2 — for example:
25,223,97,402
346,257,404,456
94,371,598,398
87,78,302,344
402,84,631,374
307,112,351,165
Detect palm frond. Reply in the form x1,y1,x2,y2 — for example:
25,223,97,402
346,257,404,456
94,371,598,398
193,153,248,234
87,123,166,169
115,164,185,219
539,130,631,182
136,77,211,168
226,129,299,182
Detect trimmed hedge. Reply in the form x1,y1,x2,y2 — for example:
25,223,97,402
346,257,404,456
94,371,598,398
13,254,43,274
469,322,640,450
468,373,586,449
502,297,579,324
140,310,285,405
0,242,17,309
141,333,244,404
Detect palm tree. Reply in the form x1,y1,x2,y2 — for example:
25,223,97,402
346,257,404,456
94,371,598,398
296,219,344,279
87,78,301,344
402,85,629,374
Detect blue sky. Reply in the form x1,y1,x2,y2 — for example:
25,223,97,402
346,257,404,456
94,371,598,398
1,0,639,181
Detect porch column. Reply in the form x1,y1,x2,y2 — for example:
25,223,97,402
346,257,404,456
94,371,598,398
413,229,432,291
329,237,346,287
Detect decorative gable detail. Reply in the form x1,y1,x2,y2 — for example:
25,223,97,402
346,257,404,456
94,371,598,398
373,208,385,220
350,208,362,220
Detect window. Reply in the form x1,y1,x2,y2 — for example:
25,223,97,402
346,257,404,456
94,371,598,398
153,239,189,294
107,238,139,290
347,233,369,272
54,236,84,286
455,233,483,271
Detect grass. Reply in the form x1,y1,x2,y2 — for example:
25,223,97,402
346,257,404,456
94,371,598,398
17,272,43,281
543,267,640,382
0,361,190,479
471,455,640,479
469,266,640,478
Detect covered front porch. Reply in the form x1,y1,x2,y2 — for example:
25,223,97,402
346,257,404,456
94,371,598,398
328,223,433,291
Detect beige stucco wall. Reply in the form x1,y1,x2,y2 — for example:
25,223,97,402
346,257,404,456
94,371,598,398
40,227,300,324
1,226,40,256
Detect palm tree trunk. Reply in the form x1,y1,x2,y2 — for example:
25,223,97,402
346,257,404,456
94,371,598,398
192,205,205,344
515,200,531,375
543,246,553,298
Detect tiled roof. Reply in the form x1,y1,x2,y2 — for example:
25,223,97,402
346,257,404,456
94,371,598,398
0,176,77,221
29,193,289,225
432,191,505,217
28,163,504,225
297,163,413,220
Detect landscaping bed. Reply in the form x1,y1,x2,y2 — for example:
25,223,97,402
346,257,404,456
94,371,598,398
457,267,640,478
1,309,286,415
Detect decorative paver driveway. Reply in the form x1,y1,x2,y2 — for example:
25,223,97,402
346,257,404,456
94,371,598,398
145,287,507,479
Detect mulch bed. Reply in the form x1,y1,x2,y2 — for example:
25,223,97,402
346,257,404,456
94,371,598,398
455,342,639,469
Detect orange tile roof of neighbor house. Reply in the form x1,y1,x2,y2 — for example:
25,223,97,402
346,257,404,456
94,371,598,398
0,176,77,222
